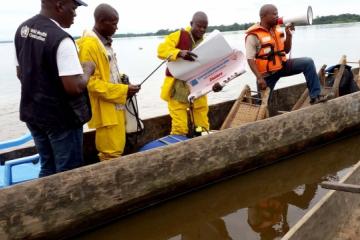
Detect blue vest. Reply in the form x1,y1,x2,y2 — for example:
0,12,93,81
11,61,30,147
14,14,91,129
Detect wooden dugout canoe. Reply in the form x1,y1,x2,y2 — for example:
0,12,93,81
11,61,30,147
282,161,360,240
74,135,360,240
1,83,360,239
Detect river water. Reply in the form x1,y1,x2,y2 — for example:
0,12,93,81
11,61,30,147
74,134,360,240
1,22,360,141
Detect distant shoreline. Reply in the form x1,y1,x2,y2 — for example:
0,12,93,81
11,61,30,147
112,14,360,38
1,14,359,43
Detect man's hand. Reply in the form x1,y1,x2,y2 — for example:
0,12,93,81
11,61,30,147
127,84,141,98
82,61,96,75
178,50,197,61
120,74,130,84
212,82,223,92
285,23,295,37
257,77,267,90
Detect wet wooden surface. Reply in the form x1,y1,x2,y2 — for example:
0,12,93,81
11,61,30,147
74,135,360,240
2,84,360,239
283,162,360,240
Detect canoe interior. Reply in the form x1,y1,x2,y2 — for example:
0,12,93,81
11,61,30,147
282,161,360,240
2,83,360,240
74,135,360,240
0,83,307,165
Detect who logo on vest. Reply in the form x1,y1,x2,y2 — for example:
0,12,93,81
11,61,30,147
20,26,30,38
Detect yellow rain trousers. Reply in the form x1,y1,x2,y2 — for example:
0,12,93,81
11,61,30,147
168,97,209,135
77,30,128,161
158,27,209,135
95,111,125,161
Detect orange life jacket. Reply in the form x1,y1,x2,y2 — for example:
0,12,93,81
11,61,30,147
246,24,287,74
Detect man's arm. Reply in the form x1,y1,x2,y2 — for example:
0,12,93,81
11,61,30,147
61,62,94,96
57,38,95,96
246,35,267,90
247,59,267,90
157,30,197,61
16,66,21,80
77,37,138,105
284,25,294,53
157,30,182,61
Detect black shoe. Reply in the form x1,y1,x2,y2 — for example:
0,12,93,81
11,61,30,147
310,94,331,105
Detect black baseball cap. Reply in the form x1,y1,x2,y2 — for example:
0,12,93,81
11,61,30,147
74,0,88,6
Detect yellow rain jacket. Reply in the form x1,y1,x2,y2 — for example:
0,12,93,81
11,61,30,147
76,30,128,129
157,27,209,135
77,30,129,160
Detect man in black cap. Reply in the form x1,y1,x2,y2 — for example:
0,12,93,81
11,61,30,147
14,0,95,177
74,0,88,6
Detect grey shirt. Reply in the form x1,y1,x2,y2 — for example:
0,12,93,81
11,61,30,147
245,34,261,60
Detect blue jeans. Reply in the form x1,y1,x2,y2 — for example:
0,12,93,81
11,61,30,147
26,123,84,177
264,57,321,99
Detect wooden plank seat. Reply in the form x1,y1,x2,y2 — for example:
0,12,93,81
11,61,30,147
292,55,347,111
220,85,270,129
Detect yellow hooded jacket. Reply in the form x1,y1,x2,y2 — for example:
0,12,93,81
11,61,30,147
77,30,128,129
157,27,209,135
157,27,207,108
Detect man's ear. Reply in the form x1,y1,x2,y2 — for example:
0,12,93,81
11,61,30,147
99,18,107,25
190,21,193,27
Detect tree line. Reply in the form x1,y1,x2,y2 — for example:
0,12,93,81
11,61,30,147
113,14,360,38
1,14,359,43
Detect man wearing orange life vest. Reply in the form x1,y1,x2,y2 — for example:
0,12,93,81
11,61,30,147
246,4,327,104
157,12,222,136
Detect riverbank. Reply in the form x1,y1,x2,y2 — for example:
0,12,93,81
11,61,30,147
113,15,360,38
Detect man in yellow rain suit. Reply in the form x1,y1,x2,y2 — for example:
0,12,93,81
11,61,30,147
77,4,140,161
158,11,221,136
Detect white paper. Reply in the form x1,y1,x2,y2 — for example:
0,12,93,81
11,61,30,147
187,49,246,100
167,30,233,80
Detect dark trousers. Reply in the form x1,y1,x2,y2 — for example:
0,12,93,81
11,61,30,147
27,123,84,177
264,57,321,99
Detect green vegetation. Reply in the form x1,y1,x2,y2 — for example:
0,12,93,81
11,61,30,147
2,14,359,42
313,14,360,24
113,14,360,38
113,22,254,38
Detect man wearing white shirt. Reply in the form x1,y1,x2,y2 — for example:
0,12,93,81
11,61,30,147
14,0,94,177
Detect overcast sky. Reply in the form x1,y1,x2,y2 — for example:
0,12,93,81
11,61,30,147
1,0,359,40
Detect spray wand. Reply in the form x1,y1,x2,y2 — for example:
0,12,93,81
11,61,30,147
138,55,172,86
